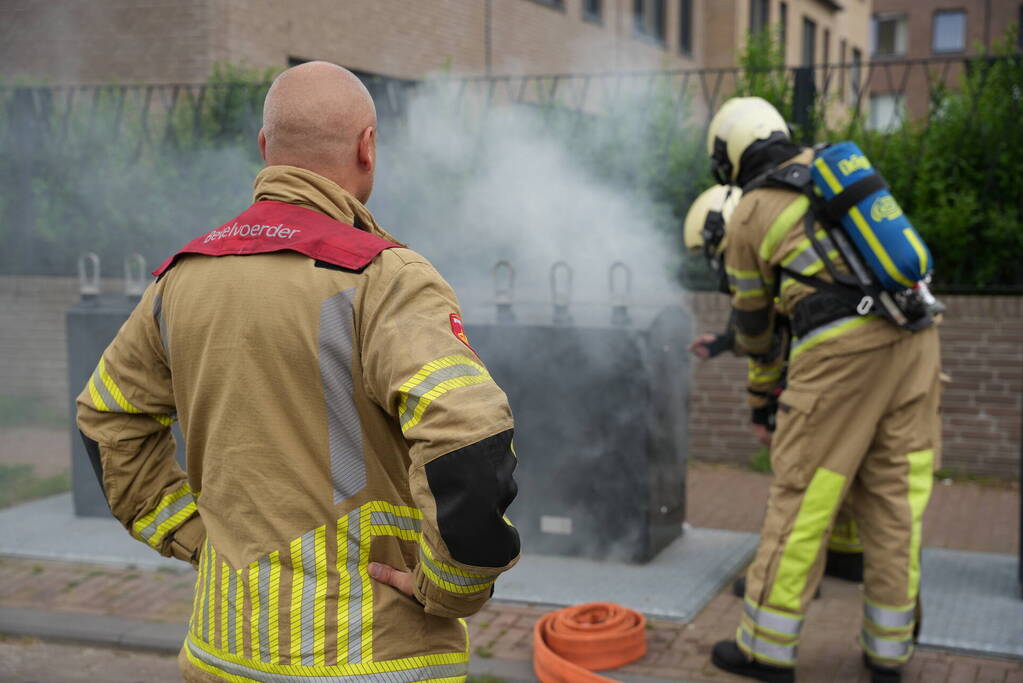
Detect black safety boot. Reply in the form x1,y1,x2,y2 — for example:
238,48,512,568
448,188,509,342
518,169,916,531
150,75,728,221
732,576,820,600
824,549,864,582
862,653,902,682
711,640,795,683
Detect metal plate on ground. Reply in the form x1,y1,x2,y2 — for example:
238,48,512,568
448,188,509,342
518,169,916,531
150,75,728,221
495,526,758,621
918,548,1023,659
0,493,182,571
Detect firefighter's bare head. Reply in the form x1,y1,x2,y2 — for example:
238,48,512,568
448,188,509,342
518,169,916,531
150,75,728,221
260,61,378,203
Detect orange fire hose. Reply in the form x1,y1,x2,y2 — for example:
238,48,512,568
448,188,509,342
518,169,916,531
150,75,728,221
532,602,647,682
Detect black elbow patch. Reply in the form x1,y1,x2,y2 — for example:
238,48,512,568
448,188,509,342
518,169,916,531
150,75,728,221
79,431,106,496
736,307,772,336
424,429,520,568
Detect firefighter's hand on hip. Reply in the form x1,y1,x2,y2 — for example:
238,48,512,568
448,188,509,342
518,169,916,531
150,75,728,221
369,562,414,596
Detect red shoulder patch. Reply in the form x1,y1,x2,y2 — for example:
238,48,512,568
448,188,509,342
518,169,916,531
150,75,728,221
449,313,479,357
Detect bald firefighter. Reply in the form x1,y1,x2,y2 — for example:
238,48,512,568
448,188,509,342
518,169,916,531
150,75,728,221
702,98,942,683
76,62,519,683
684,187,865,599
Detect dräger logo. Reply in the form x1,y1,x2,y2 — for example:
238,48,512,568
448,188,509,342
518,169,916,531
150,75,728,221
838,154,872,176
203,222,302,244
870,195,903,221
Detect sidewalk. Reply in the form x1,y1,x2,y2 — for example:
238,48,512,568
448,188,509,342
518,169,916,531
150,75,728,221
0,463,1019,682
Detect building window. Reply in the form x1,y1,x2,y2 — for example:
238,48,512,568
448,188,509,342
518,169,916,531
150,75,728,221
582,0,602,22
779,2,789,54
749,0,770,35
823,28,831,65
872,13,908,57
634,0,667,44
679,0,693,54
527,0,566,9
869,93,905,132
802,17,817,66
933,10,966,53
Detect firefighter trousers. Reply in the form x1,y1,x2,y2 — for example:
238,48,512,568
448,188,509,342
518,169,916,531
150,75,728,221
739,325,941,669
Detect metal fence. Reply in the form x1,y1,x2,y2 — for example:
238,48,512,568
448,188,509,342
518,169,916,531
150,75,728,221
1,55,1020,289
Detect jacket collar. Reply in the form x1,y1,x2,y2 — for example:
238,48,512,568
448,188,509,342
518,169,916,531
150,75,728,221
252,165,405,246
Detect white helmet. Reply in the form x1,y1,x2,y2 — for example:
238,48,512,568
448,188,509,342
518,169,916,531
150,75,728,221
683,185,743,262
707,97,790,183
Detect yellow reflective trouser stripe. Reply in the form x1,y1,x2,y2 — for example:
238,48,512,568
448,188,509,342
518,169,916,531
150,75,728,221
185,632,470,682
132,481,197,549
748,359,782,385
220,558,229,651
743,598,803,637
397,355,492,433
759,195,811,261
727,267,768,299
768,468,846,611
791,315,878,360
736,622,797,667
907,449,934,600
88,357,175,426
861,630,913,664
248,562,260,662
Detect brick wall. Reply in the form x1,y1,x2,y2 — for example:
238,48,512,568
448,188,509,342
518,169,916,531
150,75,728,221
2,277,1020,478
687,292,1023,479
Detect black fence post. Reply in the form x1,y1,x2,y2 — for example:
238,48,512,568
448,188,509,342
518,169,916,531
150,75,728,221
792,66,817,144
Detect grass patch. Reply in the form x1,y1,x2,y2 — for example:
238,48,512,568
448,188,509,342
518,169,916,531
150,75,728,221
473,644,494,659
750,447,772,474
0,394,67,428
0,464,70,508
934,467,1018,487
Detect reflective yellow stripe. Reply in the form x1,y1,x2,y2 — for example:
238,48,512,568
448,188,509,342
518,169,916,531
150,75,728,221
191,540,206,638
359,505,374,662
98,357,139,413
398,355,493,433
88,357,175,426
904,228,928,275
132,482,196,548
289,535,304,665
267,552,281,663
759,196,810,261
336,514,350,663
220,560,229,652
206,545,217,644
313,526,328,666
907,449,934,600
791,315,878,360
87,378,110,412
748,360,782,385
768,468,846,611
849,206,915,288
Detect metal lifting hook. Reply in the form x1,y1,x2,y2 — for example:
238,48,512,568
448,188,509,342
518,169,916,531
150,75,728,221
124,253,147,299
609,261,632,326
78,253,101,299
550,261,573,326
493,260,516,323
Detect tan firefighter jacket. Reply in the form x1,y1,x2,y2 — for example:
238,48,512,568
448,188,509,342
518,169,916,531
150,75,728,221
724,149,905,368
76,165,520,682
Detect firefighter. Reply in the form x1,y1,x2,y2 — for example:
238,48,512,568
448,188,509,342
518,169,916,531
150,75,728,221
684,186,865,598
702,97,941,683
76,62,520,683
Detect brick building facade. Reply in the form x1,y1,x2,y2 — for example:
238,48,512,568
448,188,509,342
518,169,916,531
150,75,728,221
3,0,870,84
867,0,1020,126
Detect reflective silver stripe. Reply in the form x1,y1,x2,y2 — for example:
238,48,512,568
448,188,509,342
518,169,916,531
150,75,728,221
345,508,363,664
186,635,468,683
319,290,366,505
227,571,238,653
419,550,495,590
299,530,318,666
257,556,272,663
792,315,861,354
399,364,486,428
137,492,196,542
861,630,912,661
369,511,422,533
152,294,170,356
727,272,764,293
744,600,803,637
783,235,836,275
91,364,128,413
737,624,797,665
864,601,914,630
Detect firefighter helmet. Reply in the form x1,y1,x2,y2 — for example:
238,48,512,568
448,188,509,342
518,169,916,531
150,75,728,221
706,97,789,184
683,185,743,257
